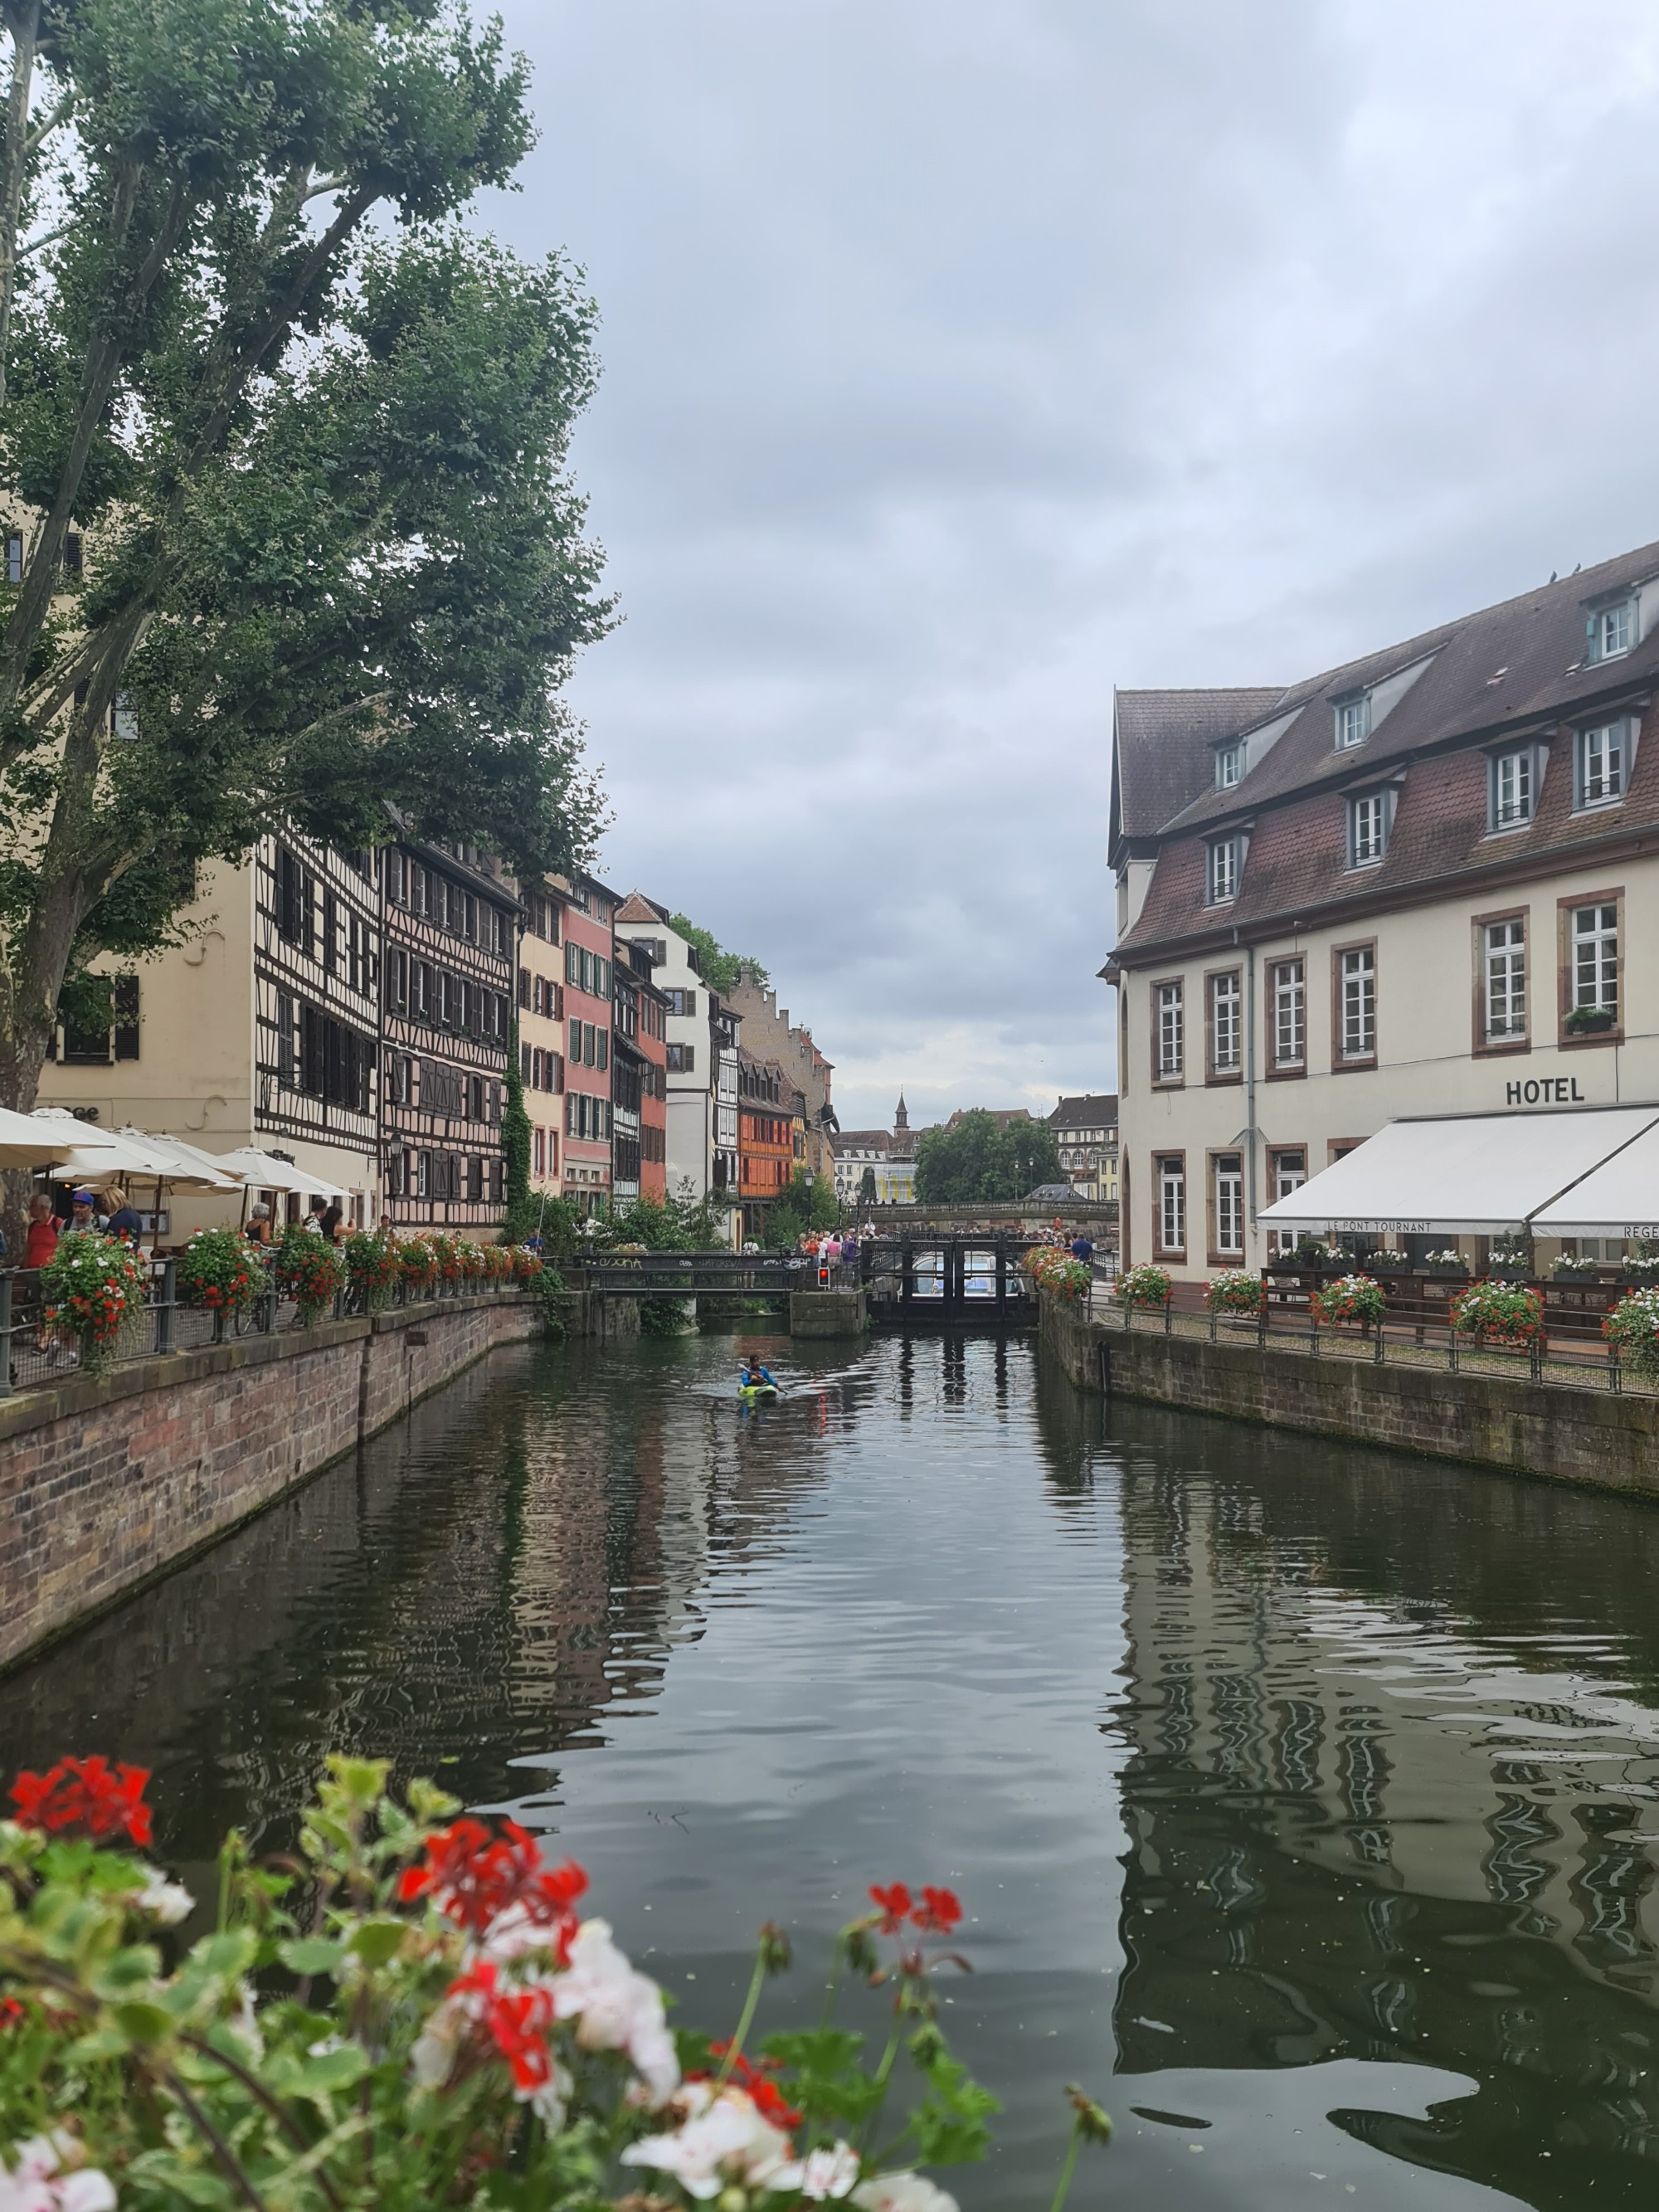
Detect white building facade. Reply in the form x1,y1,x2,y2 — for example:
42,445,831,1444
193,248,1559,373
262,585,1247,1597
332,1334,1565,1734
1106,543,1659,1281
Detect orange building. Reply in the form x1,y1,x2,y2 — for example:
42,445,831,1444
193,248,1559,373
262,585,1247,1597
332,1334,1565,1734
737,1050,795,1240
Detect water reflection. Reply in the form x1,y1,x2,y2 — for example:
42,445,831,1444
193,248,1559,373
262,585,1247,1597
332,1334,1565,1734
7,1337,1659,2204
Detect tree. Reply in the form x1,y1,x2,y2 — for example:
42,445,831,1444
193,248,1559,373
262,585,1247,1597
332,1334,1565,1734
913,1112,1063,1205
0,0,613,1123
668,914,766,997
758,1168,838,1250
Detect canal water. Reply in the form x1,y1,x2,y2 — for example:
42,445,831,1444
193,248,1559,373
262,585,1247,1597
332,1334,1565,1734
4,1330,1659,2209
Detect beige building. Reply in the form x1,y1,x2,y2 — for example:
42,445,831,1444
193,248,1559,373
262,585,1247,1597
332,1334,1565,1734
1048,1092,1118,1201
38,833,382,1229
1106,540,1659,1280
515,880,567,1203
833,1097,917,1206
722,965,837,1180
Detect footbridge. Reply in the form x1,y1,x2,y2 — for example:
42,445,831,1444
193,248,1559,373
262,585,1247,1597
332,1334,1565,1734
859,1234,1041,1324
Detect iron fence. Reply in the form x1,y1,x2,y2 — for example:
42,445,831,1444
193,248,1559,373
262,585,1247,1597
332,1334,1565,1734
0,1255,527,1397
1085,1279,1647,1396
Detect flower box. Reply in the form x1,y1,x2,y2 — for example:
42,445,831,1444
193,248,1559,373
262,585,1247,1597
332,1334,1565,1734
1565,1004,1618,1036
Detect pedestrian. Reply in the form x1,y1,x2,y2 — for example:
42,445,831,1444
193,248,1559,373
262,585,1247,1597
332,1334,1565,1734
23,1194,57,1269
1070,1230,1094,1269
304,1198,327,1235
68,1187,100,1235
841,1230,859,1274
103,1186,144,1244
320,1201,344,1244
246,1203,273,1248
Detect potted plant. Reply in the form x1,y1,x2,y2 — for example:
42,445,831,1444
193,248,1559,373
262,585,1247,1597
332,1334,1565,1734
1366,1250,1411,1272
1605,1288,1659,1377
1487,1242,1531,1280
1310,1273,1388,1328
1565,1003,1618,1035
1452,1278,1545,1347
1421,1249,1468,1276
1292,1235,1342,1269
399,1235,439,1297
1551,1253,1603,1281
39,1230,150,1375
344,1226,401,1313
1204,1268,1263,1317
1024,1245,1092,1300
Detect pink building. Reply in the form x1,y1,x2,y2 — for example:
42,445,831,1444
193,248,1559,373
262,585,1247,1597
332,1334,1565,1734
558,868,616,1214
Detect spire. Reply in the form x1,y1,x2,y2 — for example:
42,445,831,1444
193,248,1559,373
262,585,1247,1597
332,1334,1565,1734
894,1093,908,1130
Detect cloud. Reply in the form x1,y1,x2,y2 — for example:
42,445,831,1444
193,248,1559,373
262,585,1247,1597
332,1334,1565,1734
478,0,1659,1130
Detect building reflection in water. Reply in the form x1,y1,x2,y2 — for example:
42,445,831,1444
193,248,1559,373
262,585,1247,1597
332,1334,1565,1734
1099,1411,1659,2198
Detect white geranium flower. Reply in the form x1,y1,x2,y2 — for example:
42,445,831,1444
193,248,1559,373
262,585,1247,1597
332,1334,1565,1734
130,1867,193,1927
620,2081,797,2200
411,1993,468,2093
850,2175,961,2212
795,2141,862,2200
0,2134,117,2212
549,1919,679,2107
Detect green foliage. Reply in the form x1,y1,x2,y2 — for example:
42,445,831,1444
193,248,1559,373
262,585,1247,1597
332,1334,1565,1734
913,1112,1063,1206
500,1019,534,1240
757,1171,840,1250
606,1184,731,1252
1451,1277,1544,1345
0,0,612,1103
1605,1287,1659,1376
666,914,766,997
176,1226,263,1313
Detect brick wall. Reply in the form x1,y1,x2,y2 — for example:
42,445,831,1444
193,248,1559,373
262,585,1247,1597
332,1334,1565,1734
1039,1294,1659,1496
0,1294,542,1673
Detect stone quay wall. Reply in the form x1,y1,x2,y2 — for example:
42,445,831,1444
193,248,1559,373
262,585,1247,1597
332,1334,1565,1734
0,1292,543,1673
1039,1295,1659,1497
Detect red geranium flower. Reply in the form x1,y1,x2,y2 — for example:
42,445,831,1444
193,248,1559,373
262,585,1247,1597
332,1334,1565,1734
912,1886,962,1935
868,1881,912,1934
448,1960,557,2091
11,1756,153,1847
696,2043,804,2132
398,1818,586,1946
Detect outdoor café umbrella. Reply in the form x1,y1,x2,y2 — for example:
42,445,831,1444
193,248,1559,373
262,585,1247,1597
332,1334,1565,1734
0,1104,119,1169
209,1147,354,1202
30,1111,237,1245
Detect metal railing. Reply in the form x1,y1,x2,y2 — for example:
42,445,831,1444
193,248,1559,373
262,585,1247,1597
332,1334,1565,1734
0,1254,528,1397
1086,1275,1648,1396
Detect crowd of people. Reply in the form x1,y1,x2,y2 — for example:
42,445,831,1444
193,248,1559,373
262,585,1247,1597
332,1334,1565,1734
8,1186,356,1271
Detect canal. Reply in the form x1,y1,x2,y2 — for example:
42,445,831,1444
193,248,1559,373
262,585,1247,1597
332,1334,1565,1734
4,1329,1659,2209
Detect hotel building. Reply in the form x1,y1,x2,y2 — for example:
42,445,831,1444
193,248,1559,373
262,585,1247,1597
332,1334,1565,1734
1106,541,1659,1280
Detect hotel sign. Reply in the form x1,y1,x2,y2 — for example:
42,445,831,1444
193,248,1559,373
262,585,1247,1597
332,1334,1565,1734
1503,1077,1588,1108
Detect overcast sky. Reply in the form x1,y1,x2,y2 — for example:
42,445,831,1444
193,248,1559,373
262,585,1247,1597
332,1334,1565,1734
479,1,1659,1133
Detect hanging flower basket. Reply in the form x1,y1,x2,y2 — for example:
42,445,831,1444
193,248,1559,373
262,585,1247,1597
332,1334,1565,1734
1204,1269,1263,1317
1310,1273,1387,1328
1452,1278,1544,1347
176,1226,263,1317
275,1224,345,1326
399,1236,440,1296
1604,1289,1659,1377
39,1231,150,1373
1117,1263,1172,1311
344,1228,401,1313
1024,1244,1092,1300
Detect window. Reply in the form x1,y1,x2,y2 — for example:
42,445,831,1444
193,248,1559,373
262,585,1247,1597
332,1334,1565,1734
1216,742,1243,790
518,966,531,1010
5,531,20,584
596,1027,608,1072
1576,720,1627,808
1491,747,1535,830
1337,944,1376,1061
1212,1153,1243,1257
664,987,696,1018
61,532,82,577
110,692,139,743
1207,835,1241,904
1268,1147,1306,1255
1156,1157,1185,1254
1335,694,1371,749
1348,791,1389,867
1592,600,1634,662
666,1041,694,1073
1484,918,1526,1042
1271,957,1305,1069
275,845,309,948
1155,980,1184,1082
1572,901,1618,1017
1209,970,1241,1077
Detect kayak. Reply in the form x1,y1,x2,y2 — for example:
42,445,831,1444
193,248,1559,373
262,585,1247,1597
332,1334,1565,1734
737,1382,779,1401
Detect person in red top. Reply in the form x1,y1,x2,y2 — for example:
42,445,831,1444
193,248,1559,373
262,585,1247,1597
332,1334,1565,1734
23,1194,57,1269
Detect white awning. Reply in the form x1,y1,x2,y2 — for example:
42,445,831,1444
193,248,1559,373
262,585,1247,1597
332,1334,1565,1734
1530,1118,1659,1238
1258,1106,1659,1236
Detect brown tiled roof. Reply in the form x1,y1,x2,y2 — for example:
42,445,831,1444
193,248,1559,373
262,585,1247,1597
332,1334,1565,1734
1113,538,1659,964
1113,688,1288,845
1049,1092,1119,1128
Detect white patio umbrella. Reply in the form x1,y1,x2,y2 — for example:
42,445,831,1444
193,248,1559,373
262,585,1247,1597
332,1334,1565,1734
0,1104,119,1168
209,1147,354,1202
31,1111,239,1248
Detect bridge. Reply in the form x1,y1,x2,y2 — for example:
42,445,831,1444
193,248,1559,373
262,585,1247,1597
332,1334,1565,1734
558,1252,809,1302
859,1234,1041,1323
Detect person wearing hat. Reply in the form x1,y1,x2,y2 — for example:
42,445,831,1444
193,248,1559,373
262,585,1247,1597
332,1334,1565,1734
69,1189,100,1235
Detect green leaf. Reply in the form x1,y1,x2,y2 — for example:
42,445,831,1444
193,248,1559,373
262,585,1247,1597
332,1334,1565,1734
111,1998,173,2045
278,1937,348,1976
346,1917,406,1967
295,2045,371,2097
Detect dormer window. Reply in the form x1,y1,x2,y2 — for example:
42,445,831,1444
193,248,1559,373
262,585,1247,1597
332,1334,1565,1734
1347,789,1390,868
1206,833,1242,905
1215,741,1242,791
1490,744,1537,831
1335,694,1371,750
1575,718,1630,809
1589,599,1635,663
